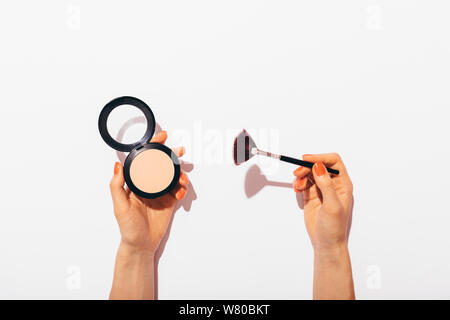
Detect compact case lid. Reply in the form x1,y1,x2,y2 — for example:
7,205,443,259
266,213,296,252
98,96,156,152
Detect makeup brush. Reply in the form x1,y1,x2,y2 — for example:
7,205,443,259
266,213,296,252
233,129,339,175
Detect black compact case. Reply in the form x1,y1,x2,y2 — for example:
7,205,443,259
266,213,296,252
98,96,180,199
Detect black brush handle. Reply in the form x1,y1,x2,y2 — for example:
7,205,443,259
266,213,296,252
280,155,339,175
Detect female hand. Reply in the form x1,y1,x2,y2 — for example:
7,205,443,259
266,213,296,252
293,153,355,299
292,153,353,251
109,130,189,255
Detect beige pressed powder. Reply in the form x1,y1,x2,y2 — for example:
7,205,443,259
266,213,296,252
129,149,175,193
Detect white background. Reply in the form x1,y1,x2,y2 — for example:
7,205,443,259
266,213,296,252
0,0,449,299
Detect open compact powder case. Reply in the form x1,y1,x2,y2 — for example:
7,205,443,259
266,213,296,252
99,96,180,199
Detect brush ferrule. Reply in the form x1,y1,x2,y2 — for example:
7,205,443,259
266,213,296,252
255,148,281,160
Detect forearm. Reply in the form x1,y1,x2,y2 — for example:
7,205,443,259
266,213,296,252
110,242,156,300
313,244,355,300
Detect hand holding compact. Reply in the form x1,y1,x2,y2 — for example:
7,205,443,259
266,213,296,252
109,130,189,254
293,153,353,250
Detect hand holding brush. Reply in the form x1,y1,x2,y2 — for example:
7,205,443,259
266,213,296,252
292,152,355,299
232,129,355,299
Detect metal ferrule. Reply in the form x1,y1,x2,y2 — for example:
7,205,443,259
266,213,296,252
252,148,281,160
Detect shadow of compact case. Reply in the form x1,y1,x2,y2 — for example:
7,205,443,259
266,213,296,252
98,96,180,199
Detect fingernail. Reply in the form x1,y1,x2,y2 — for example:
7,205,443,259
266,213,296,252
175,188,186,200
295,177,306,189
293,167,303,175
313,161,326,177
114,162,120,175
180,172,188,184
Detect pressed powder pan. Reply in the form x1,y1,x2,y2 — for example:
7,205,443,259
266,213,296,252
99,96,180,199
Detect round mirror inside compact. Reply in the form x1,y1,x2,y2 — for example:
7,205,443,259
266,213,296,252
99,96,180,199
106,103,148,145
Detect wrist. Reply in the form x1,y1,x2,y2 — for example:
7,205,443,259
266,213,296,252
312,242,355,300
118,241,156,261
111,241,156,300
314,242,349,265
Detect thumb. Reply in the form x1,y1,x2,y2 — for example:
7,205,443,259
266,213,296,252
312,161,341,212
110,162,129,212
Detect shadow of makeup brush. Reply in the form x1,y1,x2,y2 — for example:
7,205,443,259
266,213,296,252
245,164,292,198
233,129,339,175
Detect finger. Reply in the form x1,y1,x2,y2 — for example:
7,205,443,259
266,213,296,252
303,184,320,202
293,177,309,193
302,177,313,191
178,171,189,188
150,130,168,144
110,162,129,212
170,184,188,200
312,161,341,213
293,166,311,178
303,153,348,176
172,146,185,158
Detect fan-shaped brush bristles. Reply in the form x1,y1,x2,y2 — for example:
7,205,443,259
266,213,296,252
233,129,257,165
